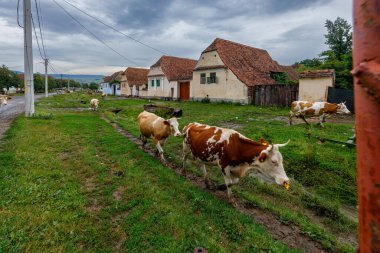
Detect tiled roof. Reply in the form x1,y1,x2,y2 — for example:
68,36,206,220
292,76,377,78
123,67,149,87
280,65,299,82
202,38,284,86
103,76,112,82
110,71,123,82
150,56,197,81
299,69,335,78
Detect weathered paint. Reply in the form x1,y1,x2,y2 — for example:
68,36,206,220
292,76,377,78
353,0,380,252
298,76,334,102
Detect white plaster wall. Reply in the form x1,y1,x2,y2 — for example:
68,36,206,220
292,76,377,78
299,77,334,102
191,51,248,103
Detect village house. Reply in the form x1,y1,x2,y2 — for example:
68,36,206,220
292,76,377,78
147,56,197,100
192,38,297,104
99,71,123,95
120,67,149,97
298,69,335,102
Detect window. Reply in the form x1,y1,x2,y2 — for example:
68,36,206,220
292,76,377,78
156,79,160,87
151,79,154,87
200,73,206,84
207,72,217,84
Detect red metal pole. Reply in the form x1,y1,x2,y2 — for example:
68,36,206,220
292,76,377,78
353,0,380,252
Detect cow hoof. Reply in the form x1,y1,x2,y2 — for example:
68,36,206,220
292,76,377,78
228,198,238,207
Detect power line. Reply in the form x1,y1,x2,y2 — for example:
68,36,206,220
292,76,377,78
52,0,138,66
37,0,48,58
17,0,24,28
31,13,45,60
62,0,169,56
34,0,47,59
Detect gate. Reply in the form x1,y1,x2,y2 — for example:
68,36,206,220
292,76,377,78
250,84,298,107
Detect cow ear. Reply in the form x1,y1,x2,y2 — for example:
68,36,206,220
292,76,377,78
163,120,170,126
258,152,267,163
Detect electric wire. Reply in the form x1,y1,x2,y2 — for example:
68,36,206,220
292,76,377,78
52,0,138,66
34,0,47,59
62,0,169,55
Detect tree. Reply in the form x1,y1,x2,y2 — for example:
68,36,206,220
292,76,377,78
89,82,98,90
323,17,352,61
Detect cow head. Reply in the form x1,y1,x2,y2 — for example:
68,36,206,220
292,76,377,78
337,102,351,114
251,140,290,190
164,117,181,137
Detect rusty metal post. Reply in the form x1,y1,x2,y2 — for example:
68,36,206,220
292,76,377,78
353,0,380,252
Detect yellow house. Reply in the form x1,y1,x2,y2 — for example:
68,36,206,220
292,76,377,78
192,38,298,104
120,67,149,97
147,56,197,100
298,69,335,102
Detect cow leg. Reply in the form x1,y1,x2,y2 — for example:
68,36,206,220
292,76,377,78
318,114,325,127
200,163,215,190
289,112,294,125
222,167,239,206
300,114,310,125
181,141,192,175
154,138,165,160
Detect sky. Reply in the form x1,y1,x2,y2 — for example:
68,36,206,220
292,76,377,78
0,0,353,75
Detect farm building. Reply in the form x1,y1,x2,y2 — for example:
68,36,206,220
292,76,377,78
99,71,123,96
192,38,298,104
147,56,197,100
120,67,149,97
298,69,335,102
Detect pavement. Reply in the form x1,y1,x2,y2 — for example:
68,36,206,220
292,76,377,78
0,94,51,138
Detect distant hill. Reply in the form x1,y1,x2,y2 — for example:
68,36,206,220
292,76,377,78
49,74,103,84
11,70,103,84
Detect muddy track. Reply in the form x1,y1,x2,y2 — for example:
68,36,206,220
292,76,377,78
101,114,328,253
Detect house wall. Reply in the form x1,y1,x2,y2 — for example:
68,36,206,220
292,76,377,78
147,66,180,99
298,77,334,102
99,82,112,95
191,51,248,104
120,75,130,96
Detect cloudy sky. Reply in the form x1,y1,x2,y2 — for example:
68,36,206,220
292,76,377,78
0,0,352,75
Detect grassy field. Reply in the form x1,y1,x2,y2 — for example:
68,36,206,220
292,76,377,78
0,105,296,252
0,93,358,252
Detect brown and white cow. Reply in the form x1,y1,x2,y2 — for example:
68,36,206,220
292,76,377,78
182,122,290,205
289,101,351,127
0,95,11,107
90,98,99,111
137,111,181,160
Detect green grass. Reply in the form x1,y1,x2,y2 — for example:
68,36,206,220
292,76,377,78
31,93,358,251
0,109,296,252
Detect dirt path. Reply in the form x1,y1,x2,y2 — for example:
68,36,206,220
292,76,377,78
101,115,328,253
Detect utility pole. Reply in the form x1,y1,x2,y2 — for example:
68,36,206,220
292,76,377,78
67,79,70,90
24,0,34,116
44,58,48,97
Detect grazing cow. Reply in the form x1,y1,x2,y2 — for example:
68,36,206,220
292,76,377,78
0,95,11,107
182,122,290,205
137,111,181,160
289,101,351,127
90,98,99,111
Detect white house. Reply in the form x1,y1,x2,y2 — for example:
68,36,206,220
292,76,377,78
99,71,123,96
147,56,197,100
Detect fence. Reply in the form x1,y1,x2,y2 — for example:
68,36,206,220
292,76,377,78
249,84,298,107
327,87,355,113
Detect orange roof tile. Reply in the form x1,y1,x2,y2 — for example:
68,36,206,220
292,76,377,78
150,56,197,81
123,67,149,87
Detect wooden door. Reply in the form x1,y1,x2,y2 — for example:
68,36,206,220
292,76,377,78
179,82,190,100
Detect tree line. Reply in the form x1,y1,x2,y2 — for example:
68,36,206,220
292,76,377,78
0,65,99,93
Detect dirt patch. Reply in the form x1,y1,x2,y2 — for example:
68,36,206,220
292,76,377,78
101,114,328,253
0,112,21,139
285,114,355,125
112,186,126,201
219,121,243,130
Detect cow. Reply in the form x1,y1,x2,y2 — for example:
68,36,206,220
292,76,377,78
90,98,99,111
137,111,181,160
0,95,11,107
182,122,290,205
289,101,351,127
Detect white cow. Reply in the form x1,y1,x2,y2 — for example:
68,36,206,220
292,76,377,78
90,98,99,111
0,95,11,107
